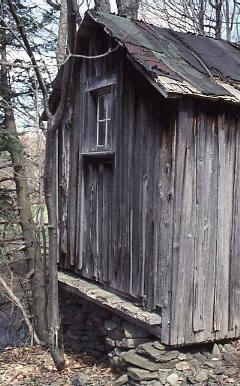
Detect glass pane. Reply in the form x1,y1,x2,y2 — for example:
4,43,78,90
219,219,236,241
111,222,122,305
97,120,106,146
106,94,112,119
98,95,106,120
106,119,111,146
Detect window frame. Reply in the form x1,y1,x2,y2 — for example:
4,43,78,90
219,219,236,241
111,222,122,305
96,92,112,148
84,74,117,154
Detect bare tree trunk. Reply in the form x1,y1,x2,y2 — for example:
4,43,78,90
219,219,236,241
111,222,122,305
44,122,64,369
43,0,78,371
215,0,223,38
116,0,140,18
198,0,205,33
56,0,68,67
95,0,111,12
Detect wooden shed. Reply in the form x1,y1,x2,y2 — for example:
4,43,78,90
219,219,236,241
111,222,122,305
56,10,240,346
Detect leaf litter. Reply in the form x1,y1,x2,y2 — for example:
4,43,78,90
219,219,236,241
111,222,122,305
0,346,116,386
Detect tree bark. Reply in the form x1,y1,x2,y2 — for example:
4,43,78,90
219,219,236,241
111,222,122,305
56,0,68,67
43,0,78,371
215,0,223,38
116,0,140,18
95,0,111,12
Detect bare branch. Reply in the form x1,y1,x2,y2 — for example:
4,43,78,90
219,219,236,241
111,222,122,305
7,0,51,119
0,276,41,345
46,0,61,11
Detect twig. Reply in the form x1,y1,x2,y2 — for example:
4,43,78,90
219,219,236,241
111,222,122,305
0,276,41,345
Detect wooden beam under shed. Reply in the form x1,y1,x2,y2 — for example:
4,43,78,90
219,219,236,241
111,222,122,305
58,271,162,338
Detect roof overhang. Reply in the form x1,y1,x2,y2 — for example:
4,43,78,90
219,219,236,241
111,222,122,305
84,10,240,105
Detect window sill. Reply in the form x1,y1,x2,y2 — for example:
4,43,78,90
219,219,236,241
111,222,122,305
81,151,115,163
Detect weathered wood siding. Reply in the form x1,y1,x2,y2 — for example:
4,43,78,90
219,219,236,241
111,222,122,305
170,101,240,345
57,26,240,345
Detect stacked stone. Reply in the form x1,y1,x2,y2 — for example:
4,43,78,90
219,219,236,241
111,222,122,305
104,316,152,369
59,289,111,358
113,340,240,385
59,289,240,385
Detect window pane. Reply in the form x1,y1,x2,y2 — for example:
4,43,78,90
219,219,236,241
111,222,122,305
105,94,112,119
97,121,106,146
106,119,111,145
98,95,106,120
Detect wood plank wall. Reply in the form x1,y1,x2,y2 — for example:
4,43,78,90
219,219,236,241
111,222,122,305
169,101,240,345
57,27,240,345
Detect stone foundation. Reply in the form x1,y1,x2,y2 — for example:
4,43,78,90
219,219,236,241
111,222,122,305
59,288,240,385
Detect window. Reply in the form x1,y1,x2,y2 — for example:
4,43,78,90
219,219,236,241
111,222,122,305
96,93,112,147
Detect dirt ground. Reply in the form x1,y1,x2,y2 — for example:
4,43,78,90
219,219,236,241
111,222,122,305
0,346,116,386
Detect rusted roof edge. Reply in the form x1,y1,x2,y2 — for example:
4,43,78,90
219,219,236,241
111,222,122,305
86,10,240,105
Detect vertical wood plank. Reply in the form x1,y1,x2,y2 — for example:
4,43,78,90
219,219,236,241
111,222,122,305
192,114,218,341
170,101,196,345
158,105,176,344
214,113,235,338
229,117,240,335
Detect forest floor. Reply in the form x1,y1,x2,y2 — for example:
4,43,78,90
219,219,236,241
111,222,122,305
0,346,116,386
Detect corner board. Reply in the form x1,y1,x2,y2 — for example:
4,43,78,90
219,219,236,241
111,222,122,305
58,271,162,338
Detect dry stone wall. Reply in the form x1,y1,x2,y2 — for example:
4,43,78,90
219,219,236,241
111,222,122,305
59,288,240,385
0,296,28,348
0,263,30,349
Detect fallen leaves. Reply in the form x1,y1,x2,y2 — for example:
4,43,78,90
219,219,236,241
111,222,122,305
0,346,116,386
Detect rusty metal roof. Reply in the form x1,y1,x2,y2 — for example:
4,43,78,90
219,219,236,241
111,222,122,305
85,11,240,104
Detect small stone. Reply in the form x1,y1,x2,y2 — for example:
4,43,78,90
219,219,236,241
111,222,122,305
225,367,238,376
186,375,196,384
72,379,82,386
137,344,178,363
204,361,216,368
224,343,235,352
113,374,128,386
208,373,217,380
158,369,170,384
209,354,220,361
158,378,166,385
105,338,116,348
120,351,159,371
189,358,201,370
127,380,140,386
157,351,180,363
110,355,128,369
123,322,149,338
152,341,167,351
195,370,208,383
223,352,239,365
193,352,206,362
105,320,119,331
214,366,225,375
158,359,179,369
113,346,126,356
166,373,179,385
175,361,190,371
109,327,124,340
117,337,150,349
217,374,227,382
212,343,221,356
128,367,159,381
178,353,187,361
